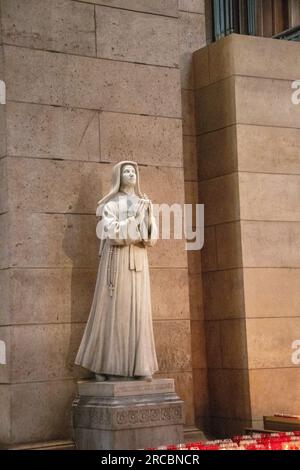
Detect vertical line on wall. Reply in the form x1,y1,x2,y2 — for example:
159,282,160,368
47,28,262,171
98,112,101,162
94,4,98,57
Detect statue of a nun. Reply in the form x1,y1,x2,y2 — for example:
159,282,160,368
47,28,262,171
75,161,158,381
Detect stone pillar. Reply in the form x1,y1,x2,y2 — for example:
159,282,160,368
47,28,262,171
72,379,184,450
194,33,300,437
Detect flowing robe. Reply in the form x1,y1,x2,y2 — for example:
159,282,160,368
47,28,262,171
75,192,158,377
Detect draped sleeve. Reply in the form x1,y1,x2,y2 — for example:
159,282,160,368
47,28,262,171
102,200,142,245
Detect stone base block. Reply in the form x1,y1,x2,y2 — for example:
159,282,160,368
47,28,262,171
72,379,185,450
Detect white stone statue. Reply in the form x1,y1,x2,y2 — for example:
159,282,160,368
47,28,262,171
75,161,158,381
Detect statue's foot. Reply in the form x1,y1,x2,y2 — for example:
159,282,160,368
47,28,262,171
95,373,107,382
106,375,135,381
135,375,152,382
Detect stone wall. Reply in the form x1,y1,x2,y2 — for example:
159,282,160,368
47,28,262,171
0,0,208,446
194,34,300,436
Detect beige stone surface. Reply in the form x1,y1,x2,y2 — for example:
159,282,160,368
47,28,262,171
6,102,100,161
179,11,206,89
195,76,236,134
197,126,237,180
153,320,192,372
187,248,202,274
5,46,181,117
0,104,6,158
203,269,245,320
193,46,209,89
188,273,204,320
208,34,300,83
6,158,185,213
241,221,300,267
96,7,179,67
249,368,300,419
5,268,97,325
201,226,217,272
220,319,248,369
244,268,300,318
239,173,300,221
100,112,183,167
77,0,178,17
11,379,77,443
0,326,10,383
0,269,9,325
246,317,300,369
193,368,209,420
179,0,205,13
147,238,188,269
0,213,9,269
7,212,99,268
157,371,195,425
208,369,251,419
150,268,190,320
183,135,197,181
11,323,90,382
182,89,196,135
1,0,96,56
0,158,8,213
199,173,240,226
205,320,222,368
78,378,175,397
191,320,206,368
6,158,111,214
237,125,300,175
235,76,300,128
216,222,243,270
0,385,11,444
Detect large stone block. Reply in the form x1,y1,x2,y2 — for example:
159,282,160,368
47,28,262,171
235,76,300,128
100,112,183,168
5,268,97,325
197,126,237,180
96,7,179,67
246,317,300,369
191,320,206,369
1,0,96,56
239,173,300,221
203,269,245,320
0,104,6,158
216,222,243,270
199,173,239,225
179,0,205,13
7,212,99,268
179,11,206,89
0,269,9,325
241,221,300,267
6,158,111,214
183,135,197,181
210,417,253,439
243,268,300,318
193,368,209,422
6,102,100,161
201,226,217,272
150,268,190,320
0,326,10,383
5,46,181,117
10,379,77,444
0,213,9,269
188,273,204,320
208,369,251,419
0,385,11,445
208,34,300,84
157,371,195,425
76,0,178,17
220,319,248,369
0,158,8,213
153,320,192,372
237,125,300,175
10,323,90,383
187,247,202,274
148,239,188,270
205,320,222,369
182,89,196,135
249,368,300,420
195,76,236,134
193,46,209,89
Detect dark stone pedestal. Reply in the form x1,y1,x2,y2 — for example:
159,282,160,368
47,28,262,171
72,379,185,450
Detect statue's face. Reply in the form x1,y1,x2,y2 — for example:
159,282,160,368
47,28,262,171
121,164,136,188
